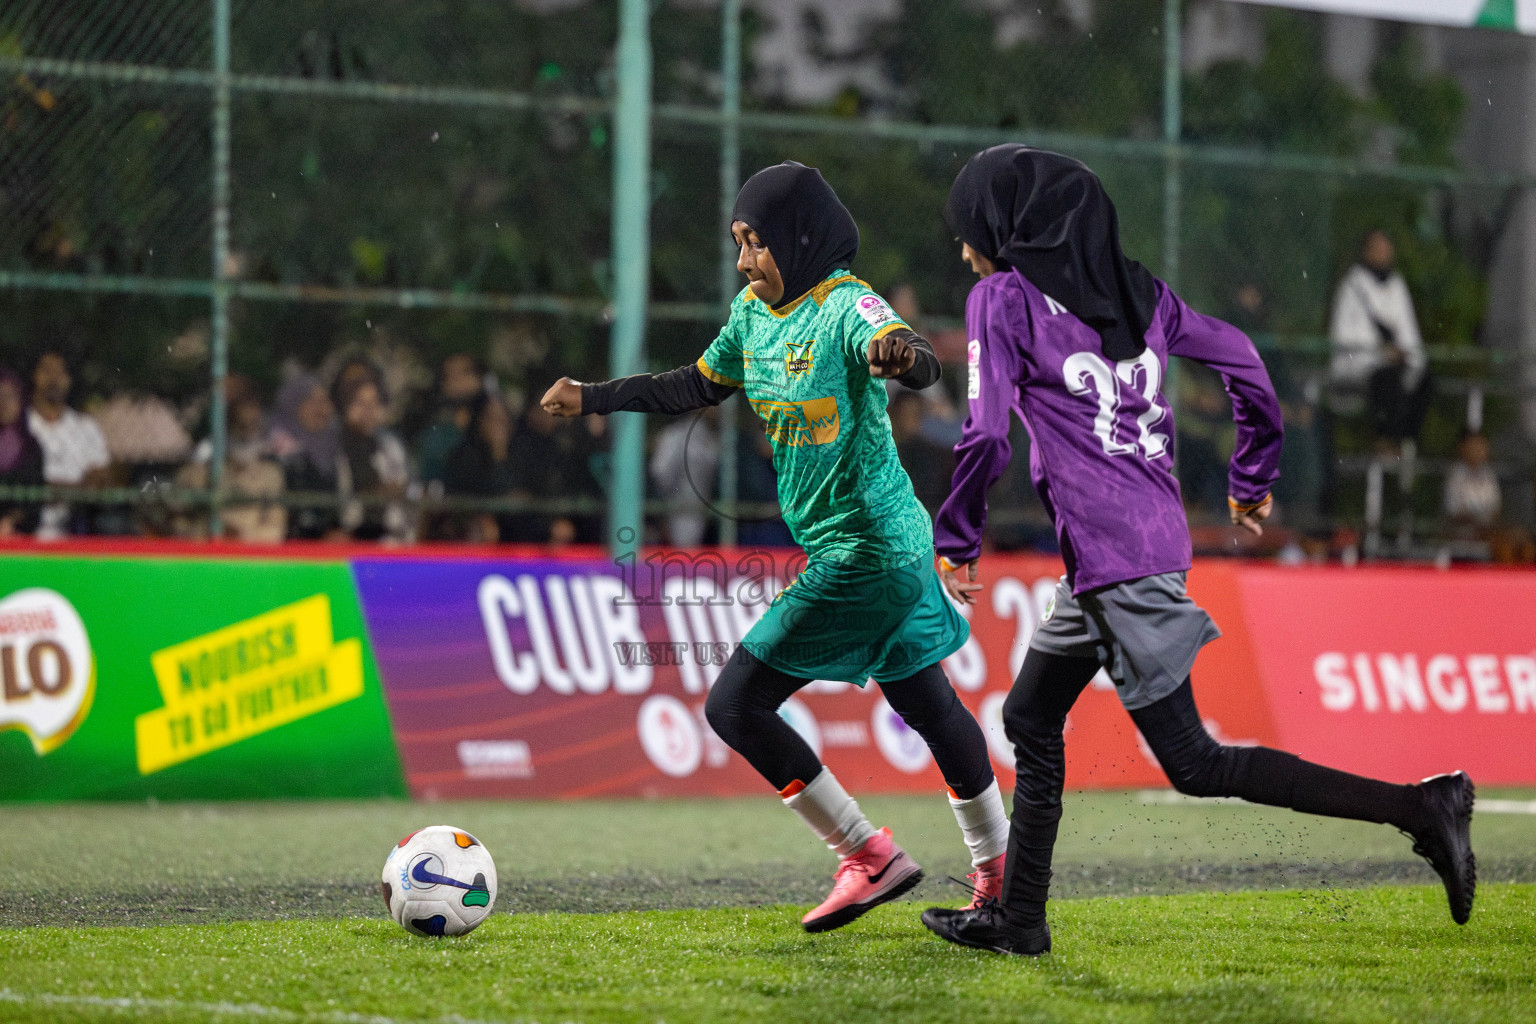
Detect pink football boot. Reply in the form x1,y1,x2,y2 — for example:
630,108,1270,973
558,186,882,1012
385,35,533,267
801,827,924,933
963,852,1006,909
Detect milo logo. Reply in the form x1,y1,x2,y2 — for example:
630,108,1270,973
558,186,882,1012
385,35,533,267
0,588,94,755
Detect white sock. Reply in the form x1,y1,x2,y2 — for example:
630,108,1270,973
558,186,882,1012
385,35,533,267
949,779,1008,867
782,769,876,858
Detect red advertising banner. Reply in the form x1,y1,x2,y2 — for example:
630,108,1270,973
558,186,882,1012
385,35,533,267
1236,567,1536,785
353,552,1284,800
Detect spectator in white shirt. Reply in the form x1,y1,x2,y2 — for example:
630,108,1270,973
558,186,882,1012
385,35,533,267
1443,431,1501,538
27,351,112,538
1328,230,1432,447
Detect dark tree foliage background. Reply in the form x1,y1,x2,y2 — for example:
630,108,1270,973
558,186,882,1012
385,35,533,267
0,0,1479,414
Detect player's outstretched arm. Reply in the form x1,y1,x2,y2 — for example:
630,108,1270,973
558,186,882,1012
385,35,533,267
541,364,737,418
867,328,941,388
540,378,585,416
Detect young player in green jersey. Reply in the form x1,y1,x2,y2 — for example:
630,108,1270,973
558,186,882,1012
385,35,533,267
541,161,1008,933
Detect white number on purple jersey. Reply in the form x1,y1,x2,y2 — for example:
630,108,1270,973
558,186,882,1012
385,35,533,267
1062,350,1170,460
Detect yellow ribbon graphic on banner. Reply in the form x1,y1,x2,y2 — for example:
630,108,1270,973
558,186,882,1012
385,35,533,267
134,594,364,775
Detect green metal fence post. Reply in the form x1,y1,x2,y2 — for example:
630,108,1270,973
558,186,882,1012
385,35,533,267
717,0,742,546
1162,0,1183,454
1162,0,1183,292
208,0,232,535
608,0,652,560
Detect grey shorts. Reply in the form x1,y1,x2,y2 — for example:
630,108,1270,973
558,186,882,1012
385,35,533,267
1028,572,1221,710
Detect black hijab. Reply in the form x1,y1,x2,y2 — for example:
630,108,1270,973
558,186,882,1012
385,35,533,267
732,161,859,309
945,144,1156,360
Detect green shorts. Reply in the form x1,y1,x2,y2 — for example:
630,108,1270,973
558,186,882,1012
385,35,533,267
742,557,969,685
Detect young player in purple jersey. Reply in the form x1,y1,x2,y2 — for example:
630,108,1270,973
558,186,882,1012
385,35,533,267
920,145,1476,957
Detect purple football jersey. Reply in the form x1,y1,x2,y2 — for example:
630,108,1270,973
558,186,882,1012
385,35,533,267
934,268,1283,593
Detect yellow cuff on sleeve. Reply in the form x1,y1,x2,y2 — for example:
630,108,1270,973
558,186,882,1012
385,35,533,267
695,357,742,388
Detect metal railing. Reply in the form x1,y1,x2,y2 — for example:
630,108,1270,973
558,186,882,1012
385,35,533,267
1,0,1530,553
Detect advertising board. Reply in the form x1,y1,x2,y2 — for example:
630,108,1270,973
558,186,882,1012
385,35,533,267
0,555,405,800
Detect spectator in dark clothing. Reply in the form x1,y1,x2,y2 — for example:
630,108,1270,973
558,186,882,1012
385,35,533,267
1175,363,1234,524
330,356,387,412
1270,359,1326,532
511,404,605,545
889,391,954,515
271,373,342,540
0,370,44,536
736,414,794,549
442,391,525,543
416,352,487,485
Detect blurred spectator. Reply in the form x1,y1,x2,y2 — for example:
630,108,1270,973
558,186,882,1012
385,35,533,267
415,352,486,484
271,373,342,540
27,351,112,539
735,413,794,548
176,389,286,542
1328,230,1432,449
1224,281,1271,335
442,390,523,543
330,355,387,414
336,375,413,543
1443,431,1500,539
889,391,953,515
0,370,44,536
513,403,604,546
1271,360,1326,532
1175,363,1233,523
650,408,718,547
91,393,193,467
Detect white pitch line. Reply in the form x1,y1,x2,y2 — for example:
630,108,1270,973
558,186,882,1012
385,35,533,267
0,991,523,1024
1137,790,1536,814
1474,798,1536,815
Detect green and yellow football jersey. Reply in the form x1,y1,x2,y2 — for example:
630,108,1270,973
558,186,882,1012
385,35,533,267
698,270,935,571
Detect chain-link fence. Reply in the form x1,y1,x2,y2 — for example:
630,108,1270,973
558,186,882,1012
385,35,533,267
1,0,1531,560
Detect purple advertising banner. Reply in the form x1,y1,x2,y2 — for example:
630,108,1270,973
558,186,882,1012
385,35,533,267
350,552,1003,800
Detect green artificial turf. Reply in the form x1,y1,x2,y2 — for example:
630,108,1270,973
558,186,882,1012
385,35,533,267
3,791,1533,926
2,884,1531,1024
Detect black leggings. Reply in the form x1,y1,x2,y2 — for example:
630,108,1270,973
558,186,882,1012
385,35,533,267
704,646,995,800
999,649,1425,927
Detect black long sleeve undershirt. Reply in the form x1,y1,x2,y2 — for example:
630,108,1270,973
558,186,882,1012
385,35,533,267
579,327,941,415
890,328,941,390
581,363,735,416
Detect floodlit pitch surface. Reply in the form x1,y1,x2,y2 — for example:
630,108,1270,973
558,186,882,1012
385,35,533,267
2,792,1533,1023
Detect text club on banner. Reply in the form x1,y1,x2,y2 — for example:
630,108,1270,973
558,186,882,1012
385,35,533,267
354,552,1251,799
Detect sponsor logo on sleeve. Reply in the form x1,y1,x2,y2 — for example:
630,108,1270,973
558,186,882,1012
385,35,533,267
856,294,898,330
0,588,94,755
967,340,981,399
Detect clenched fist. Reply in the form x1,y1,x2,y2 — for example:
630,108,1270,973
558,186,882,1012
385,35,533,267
867,332,916,378
540,377,583,417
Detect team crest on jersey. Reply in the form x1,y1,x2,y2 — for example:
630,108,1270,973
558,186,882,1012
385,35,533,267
784,338,815,379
